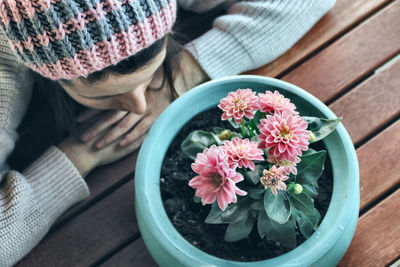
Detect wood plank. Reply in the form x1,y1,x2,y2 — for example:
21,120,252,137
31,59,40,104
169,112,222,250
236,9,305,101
247,0,391,77
356,120,400,210
281,1,400,103
100,238,157,267
328,58,400,144
339,189,400,266
16,180,138,267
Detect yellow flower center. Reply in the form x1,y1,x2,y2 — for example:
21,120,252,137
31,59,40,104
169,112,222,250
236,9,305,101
279,125,292,139
234,98,246,110
218,130,232,141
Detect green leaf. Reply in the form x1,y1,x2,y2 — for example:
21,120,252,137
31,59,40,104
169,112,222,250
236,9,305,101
211,133,223,146
205,198,252,224
231,131,243,139
289,193,321,238
224,217,254,242
248,188,265,200
302,184,318,198
264,190,291,224
303,148,317,156
193,195,201,203
250,135,259,142
249,110,264,136
242,165,263,185
253,110,265,127
296,151,326,194
263,149,269,158
212,127,226,135
181,130,217,160
303,116,341,143
257,210,296,249
250,199,264,211
241,120,249,138
228,118,241,129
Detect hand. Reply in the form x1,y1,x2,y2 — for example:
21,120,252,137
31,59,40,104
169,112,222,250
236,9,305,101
58,129,147,177
77,71,172,149
77,109,144,148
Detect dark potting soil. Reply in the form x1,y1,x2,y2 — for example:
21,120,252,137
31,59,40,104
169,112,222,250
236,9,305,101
160,107,333,262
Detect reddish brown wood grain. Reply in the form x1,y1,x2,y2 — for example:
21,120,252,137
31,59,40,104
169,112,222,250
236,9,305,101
339,189,400,266
101,238,157,267
247,0,391,77
281,1,400,103
16,180,138,267
328,59,400,145
356,120,400,210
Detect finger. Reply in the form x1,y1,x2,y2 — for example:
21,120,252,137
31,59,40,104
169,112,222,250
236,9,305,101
96,112,142,148
81,111,127,142
119,117,153,146
77,108,102,123
117,132,147,153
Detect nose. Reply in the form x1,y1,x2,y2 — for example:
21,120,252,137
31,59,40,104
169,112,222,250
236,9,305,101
121,87,147,114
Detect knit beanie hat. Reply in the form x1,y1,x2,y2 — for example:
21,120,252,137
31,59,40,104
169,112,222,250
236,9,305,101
0,0,176,80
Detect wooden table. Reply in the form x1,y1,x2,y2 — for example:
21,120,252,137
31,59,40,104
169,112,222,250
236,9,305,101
16,0,400,266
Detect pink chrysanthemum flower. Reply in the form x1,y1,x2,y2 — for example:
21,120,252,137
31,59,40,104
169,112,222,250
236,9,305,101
223,137,264,171
218,88,259,124
267,155,300,175
260,165,289,195
258,90,297,115
258,111,310,162
189,145,247,211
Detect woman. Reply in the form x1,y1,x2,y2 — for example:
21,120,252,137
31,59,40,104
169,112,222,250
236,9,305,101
0,0,335,265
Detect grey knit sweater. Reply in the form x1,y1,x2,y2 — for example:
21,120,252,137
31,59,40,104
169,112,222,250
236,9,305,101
0,0,335,265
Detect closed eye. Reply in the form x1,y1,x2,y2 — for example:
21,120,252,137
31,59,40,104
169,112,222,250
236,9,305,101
77,92,126,100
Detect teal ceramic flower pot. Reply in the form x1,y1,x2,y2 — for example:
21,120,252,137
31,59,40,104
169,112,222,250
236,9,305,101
135,75,359,267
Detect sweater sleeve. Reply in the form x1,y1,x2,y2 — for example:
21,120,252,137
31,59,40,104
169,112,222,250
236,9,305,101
0,31,90,266
184,0,336,79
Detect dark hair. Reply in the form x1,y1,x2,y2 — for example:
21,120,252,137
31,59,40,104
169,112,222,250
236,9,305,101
35,34,183,140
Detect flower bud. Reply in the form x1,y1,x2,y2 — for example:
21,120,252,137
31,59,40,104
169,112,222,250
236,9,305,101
309,131,316,143
293,184,303,194
218,130,232,141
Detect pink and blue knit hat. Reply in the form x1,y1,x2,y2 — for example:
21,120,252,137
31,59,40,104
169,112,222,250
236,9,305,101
0,0,176,80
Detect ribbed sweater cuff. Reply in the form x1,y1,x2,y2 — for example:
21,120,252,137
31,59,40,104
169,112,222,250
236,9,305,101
23,146,90,223
185,28,252,79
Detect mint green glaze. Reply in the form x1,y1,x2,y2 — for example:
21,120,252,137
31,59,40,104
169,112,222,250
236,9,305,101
135,75,359,267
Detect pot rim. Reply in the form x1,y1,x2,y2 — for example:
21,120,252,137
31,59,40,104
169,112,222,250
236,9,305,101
135,75,359,266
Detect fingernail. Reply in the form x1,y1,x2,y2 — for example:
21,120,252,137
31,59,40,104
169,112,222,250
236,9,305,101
119,139,127,146
96,141,104,149
81,134,89,142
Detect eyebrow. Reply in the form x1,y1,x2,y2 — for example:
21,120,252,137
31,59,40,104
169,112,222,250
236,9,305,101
77,92,126,100
72,49,165,100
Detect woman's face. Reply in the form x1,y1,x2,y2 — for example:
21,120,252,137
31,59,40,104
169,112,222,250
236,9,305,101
58,46,167,114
